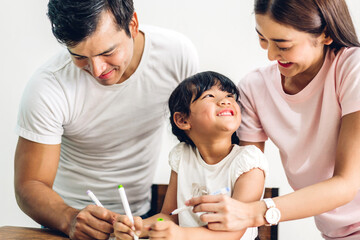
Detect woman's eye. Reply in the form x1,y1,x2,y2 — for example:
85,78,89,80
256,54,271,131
259,37,267,42
103,52,114,57
279,47,289,51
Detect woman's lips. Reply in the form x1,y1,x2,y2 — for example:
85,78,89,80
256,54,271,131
278,61,293,68
99,69,115,80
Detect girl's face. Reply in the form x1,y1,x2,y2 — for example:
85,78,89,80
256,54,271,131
255,14,331,83
186,85,241,142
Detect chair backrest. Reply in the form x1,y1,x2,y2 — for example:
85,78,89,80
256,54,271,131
150,184,278,240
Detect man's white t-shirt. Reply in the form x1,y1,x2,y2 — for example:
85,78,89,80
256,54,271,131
16,25,199,216
238,47,360,239
169,142,268,240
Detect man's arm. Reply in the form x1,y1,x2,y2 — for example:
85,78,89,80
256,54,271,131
14,137,114,240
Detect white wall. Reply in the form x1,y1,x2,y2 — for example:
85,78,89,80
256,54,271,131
1,1,359,239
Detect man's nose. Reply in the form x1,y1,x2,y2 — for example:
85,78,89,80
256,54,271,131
89,57,107,77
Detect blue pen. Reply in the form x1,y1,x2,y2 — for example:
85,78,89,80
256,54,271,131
170,186,230,215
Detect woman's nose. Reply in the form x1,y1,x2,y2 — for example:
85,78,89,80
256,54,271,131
267,44,280,61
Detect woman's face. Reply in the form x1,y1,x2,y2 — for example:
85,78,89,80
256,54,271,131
255,14,331,83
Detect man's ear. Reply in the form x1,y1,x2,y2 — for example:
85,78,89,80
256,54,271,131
129,12,139,38
173,112,191,130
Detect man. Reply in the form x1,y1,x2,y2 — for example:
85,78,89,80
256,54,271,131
14,0,198,239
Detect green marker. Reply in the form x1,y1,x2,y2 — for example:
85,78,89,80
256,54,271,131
157,218,164,221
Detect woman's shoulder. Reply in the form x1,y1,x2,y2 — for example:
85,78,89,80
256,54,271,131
238,64,278,89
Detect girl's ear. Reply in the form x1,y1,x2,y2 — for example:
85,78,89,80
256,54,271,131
173,112,191,130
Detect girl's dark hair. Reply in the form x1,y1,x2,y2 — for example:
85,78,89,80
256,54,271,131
47,0,134,47
168,71,240,147
255,0,360,50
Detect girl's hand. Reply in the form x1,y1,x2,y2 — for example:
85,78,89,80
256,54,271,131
186,194,264,231
113,214,142,240
147,220,184,240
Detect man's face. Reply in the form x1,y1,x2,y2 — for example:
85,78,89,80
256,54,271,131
68,11,138,86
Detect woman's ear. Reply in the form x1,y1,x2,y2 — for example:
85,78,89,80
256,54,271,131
173,112,191,130
322,29,333,46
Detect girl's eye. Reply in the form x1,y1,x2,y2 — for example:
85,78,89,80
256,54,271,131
203,94,214,99
227,94,235,98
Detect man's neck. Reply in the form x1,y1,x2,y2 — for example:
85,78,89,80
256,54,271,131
120,31,145,83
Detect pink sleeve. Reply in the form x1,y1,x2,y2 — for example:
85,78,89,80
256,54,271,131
336,48,360,116
236,71,268,142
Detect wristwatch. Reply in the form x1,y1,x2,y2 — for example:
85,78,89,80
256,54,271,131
263,198,281,226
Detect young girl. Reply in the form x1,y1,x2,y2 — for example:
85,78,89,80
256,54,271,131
113,71,268,240
186,1,360,240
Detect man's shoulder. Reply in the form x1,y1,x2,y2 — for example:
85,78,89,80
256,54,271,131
141,25,196,52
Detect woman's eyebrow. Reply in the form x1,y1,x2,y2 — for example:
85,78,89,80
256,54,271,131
255,28,291,43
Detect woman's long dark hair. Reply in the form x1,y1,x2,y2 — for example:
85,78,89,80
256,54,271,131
255,0,360,50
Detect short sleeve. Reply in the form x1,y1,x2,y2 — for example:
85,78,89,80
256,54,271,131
168,142,186,173
16,68,67,144
230,145,269,186
335,48,360,116
237,70,269,142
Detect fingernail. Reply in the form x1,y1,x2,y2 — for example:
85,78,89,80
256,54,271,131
136,231,142,236
185,200,189,205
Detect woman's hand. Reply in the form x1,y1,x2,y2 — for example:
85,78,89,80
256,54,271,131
147,220,184,240
186,194,265,231
113,214,142,240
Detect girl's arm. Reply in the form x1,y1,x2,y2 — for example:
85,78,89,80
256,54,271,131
186,111,360,230
149,168,266,240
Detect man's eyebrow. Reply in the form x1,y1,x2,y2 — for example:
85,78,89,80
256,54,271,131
67,45,117,58
255,28,291,43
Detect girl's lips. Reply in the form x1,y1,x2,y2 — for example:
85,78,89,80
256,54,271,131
278,61,293,68
217,109,234,116
99,69,115,80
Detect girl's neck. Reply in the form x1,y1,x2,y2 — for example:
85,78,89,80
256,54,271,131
196,139,234,165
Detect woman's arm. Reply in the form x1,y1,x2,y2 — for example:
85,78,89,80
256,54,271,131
149,167,265,240
186,111,360,230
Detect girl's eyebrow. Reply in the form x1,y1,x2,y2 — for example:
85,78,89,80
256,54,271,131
255,28,292,43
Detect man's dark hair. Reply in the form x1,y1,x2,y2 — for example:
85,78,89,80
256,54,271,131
168,71,240,147
47,0,134,47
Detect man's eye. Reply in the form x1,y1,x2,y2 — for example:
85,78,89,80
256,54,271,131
103,52,114,57
75,56,86,60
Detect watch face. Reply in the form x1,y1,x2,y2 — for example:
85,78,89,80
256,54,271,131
265,207,281,225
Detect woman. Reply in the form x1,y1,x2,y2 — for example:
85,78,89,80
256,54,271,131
186,0,360,239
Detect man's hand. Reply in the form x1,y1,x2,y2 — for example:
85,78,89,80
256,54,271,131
113,214,142,240
68,205,116,240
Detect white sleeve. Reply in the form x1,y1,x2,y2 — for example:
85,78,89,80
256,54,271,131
16,68,67,144
230,145,269,186
168,142,186,173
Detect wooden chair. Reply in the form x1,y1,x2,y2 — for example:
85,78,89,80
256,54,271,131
150,184,278,240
